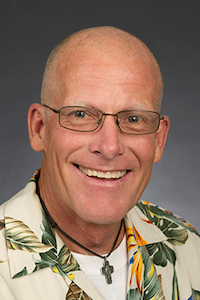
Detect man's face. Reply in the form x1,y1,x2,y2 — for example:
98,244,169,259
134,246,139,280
41,49,166,225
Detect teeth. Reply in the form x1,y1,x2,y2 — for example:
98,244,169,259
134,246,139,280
79,166,127,179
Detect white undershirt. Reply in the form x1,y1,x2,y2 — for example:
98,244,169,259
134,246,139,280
72,234,128,300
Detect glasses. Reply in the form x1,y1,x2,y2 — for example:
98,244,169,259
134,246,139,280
43,104,164,135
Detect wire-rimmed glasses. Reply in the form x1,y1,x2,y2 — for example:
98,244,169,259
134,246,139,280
43,104,164,135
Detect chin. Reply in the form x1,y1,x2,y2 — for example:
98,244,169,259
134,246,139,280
78,207,128,225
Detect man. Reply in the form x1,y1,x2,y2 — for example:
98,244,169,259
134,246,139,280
0,26,199,300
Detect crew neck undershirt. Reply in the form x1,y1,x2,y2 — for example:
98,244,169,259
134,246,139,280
72,234,128,300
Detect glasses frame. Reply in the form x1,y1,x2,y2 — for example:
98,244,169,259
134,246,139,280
43,104,164,135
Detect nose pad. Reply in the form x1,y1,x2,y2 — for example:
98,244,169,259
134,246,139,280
115,118,120,130
97,118,102,126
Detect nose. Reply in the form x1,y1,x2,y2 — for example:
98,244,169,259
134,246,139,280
89,115,125,160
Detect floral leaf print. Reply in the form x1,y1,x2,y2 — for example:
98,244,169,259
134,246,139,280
5,217,54,253
127,288,141,300
58,245,80,274
35,211,80,279
172,269,180,300
146,242,176,267
33,260,50,272
164,227,188,246
66,282,93,300
126,225,145,292
13,267,28,278
137,201,199,238
39,210,58,267
37,248,59,274
0,219,5,230
41,210,57,249
137,202,193,246
35,245,80,279
192,289,200,300
139,246,164,299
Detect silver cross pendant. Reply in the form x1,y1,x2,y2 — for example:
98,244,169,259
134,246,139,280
101,258,114,284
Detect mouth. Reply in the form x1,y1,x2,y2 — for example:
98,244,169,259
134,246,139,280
77,165,128,179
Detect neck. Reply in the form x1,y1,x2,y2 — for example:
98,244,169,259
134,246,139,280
37,177,125,255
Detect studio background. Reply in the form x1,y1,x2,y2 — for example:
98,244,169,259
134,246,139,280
1,0,200,232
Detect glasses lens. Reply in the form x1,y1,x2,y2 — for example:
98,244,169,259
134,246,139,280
59,107,102,131
118,110,160,134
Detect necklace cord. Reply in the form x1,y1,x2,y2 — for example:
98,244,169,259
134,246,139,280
36,184,123,259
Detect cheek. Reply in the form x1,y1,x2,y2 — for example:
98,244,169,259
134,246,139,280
130,135,157,167
44,128,88,164
42,131,86,193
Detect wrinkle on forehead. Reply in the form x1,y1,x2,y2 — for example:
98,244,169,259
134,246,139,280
41,26,163,111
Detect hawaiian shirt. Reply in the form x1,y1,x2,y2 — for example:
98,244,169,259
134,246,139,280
0,170,200,299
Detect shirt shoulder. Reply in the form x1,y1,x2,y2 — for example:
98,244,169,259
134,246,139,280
136,199,200,238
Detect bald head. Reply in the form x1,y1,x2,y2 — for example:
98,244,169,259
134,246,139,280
41,26,163,111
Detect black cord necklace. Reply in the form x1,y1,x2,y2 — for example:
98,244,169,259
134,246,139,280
36,186,123,284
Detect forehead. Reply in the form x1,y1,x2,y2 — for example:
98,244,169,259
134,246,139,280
54,43,159,110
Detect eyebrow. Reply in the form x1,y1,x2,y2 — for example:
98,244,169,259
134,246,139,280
63,99,148,111
125,101,148,110
63,99,93,107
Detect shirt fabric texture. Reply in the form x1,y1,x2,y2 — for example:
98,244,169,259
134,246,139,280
0,170,200,300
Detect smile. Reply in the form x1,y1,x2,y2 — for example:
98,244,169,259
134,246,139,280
78,166,127,179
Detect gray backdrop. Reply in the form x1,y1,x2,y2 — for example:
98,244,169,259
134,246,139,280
1,0,200,231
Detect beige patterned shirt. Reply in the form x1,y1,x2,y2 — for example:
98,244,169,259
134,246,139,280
0,171,200,299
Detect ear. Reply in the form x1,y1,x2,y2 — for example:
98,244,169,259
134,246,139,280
154,115,170,163
28,103,46,152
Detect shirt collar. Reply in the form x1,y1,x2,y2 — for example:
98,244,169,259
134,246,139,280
125,201,167,246
4,171,167,279
4,174,54,278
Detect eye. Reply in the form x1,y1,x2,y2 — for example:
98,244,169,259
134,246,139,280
74,110,86,118
127,115,142,123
